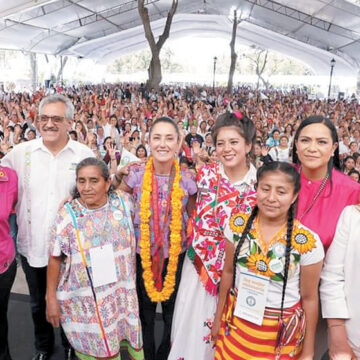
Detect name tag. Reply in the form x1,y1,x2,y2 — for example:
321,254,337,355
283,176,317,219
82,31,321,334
234,269,270,326
89,244,117,287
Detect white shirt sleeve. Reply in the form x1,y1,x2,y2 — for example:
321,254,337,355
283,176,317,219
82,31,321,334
300,233,324,266
320,206,351,319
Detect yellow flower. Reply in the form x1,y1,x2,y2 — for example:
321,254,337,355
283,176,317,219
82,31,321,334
291,226,316,254
229,213,249,234
247,252,274,277
139,157,183,302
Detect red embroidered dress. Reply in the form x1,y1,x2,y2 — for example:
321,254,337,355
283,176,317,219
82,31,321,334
188,162,257,295
169,163,257,360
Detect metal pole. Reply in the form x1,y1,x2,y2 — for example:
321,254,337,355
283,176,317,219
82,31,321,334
328,58,335,98
213,56,217,91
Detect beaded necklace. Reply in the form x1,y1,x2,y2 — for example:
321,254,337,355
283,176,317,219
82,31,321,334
298,171,329,222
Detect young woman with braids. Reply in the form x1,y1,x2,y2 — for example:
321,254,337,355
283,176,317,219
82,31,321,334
169,112,257,360
212,162,324,359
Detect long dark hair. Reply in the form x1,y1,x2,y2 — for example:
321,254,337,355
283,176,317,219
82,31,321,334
232,162,300,320
292,116,340,171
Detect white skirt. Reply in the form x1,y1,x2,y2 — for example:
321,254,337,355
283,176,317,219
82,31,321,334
169,255,218,360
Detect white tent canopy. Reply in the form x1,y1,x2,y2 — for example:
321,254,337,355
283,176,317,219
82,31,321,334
1,0,360,77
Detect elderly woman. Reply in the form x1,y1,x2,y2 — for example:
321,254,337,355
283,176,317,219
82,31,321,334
320,205,360,360
0,165,17,360
46,158,143,360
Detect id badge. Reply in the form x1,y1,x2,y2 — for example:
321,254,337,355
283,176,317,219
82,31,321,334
89,244,117,287
234,268,270,326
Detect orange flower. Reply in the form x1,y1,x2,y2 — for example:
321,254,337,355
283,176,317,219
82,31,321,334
247,252,274,277
139,157,183,302
229,213,249,235
291,226,316,254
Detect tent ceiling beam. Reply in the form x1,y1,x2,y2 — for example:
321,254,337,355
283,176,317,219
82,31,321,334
52,0,160,35
244,0,360,42
65,0,124,31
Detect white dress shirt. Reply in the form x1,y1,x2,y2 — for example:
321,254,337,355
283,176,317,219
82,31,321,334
1,138,94,267
320,205,360,357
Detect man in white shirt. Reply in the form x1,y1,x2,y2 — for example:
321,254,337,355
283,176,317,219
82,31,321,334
1,94,94,360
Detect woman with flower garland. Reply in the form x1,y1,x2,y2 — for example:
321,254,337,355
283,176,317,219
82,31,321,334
212,162,324,359
114,117,197,360
169,112,257,360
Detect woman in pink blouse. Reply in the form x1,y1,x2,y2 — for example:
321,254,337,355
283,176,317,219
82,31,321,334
0,165,18,360
292,115,360,359
292,116,360,251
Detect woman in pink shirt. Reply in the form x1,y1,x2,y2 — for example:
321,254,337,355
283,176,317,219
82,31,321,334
292,115,360,251
292,115,360,359
0,165,18,360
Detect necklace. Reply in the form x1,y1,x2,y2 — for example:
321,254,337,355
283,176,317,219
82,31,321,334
139,157,184,302
298,171,329,222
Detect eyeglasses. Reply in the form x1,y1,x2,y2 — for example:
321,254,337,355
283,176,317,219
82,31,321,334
38,115,66,124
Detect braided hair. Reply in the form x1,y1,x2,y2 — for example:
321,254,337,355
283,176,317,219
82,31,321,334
232,162,300,320
280,202,294,319
232,205,258,289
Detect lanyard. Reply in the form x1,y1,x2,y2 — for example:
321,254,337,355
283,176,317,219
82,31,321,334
65,202,112,357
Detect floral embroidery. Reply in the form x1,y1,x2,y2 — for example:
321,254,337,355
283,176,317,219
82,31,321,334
235,217,317,282
229,213,249,234
190,163,257,296
247,252,275,277
51,191,142,357
202,318,213,344
291,223,316,254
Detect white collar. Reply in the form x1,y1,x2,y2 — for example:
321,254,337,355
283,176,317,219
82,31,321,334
219,162,257,187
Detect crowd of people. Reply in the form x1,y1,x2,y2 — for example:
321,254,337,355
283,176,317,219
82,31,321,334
0,82,360,360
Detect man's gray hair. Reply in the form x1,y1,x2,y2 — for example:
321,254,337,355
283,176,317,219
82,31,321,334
39,94,74,119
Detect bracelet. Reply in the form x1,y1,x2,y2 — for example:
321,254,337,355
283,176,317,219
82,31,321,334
114,173,122,183
328,323,345,328
110,158,116,161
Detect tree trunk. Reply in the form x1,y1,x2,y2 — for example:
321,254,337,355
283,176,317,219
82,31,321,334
57,56,68,84
255,50,268,90
227,10,238,94
29,52,38,91
148,54,162,90
138,0,178,91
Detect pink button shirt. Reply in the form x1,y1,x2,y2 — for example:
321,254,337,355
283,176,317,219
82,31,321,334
0,166,18,274
297,169,360,251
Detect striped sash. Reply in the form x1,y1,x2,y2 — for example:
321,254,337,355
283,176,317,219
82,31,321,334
215,290,305,359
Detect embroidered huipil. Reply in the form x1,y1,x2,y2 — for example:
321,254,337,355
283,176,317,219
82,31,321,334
188,162,257,295
124,164,197,257
169,163,257,360
50,191,142,358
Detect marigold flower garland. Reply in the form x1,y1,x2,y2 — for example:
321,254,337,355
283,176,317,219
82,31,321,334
139,157,184,302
